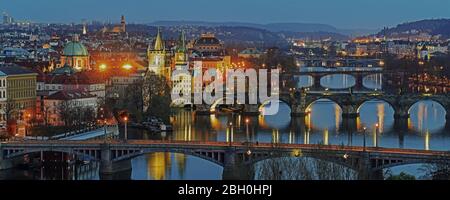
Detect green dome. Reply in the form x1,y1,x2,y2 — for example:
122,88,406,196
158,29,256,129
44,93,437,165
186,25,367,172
63,41,89,56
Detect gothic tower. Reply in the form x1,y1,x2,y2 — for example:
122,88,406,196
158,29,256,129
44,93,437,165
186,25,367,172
175,30,188,68
171,30,192,107
147,28,169,78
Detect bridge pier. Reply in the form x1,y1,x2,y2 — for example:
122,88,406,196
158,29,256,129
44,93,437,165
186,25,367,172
342,117,358,145
243,104,260,116
0,146,13,170
312,75,322,91
394,117,409,131
341,104,359,119
222,149,254,180
290,104,308,117
394,106,410,120
99,144,132,178
357,153,385,180
194,105,212,115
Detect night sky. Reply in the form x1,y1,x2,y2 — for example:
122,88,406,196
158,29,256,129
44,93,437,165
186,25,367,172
1,0,450,29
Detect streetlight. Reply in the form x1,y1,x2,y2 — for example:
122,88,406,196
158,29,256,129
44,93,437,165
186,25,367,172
99,64,107,71
122,64,132,70
228,122,233,146
123,116,128,141
362,127,367,152
103,119,108,141
245,119,250,143
375,123,379,148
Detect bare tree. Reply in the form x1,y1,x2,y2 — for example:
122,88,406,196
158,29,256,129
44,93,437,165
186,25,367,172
56,100,73,127
255,151,357,180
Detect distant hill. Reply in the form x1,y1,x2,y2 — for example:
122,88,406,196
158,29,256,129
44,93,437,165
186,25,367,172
151,21,336,32
150,21,375,37
280,31,350,41
378,19,450,39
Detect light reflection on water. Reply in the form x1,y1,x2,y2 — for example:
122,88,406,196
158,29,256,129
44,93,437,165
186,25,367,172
124,99,446,180
295,74,383,90
1,99,447,180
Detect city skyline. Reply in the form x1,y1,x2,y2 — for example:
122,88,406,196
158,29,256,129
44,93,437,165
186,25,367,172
1,0,450,29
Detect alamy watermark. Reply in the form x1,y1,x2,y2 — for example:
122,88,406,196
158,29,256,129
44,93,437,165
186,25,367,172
171,66,280,115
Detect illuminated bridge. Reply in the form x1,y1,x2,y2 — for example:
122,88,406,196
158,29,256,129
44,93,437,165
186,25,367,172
1,140,449,179
193,91,450,123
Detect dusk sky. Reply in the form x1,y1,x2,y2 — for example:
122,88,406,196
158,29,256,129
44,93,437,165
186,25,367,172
1,0,450,29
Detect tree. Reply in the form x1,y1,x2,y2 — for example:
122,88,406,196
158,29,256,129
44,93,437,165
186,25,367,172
42,104,51,126
142,71,171,123
124,83,144,122
56,100,73,127
2,98,17,135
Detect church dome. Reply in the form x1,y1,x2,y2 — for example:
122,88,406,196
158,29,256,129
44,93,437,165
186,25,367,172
63,41,89,56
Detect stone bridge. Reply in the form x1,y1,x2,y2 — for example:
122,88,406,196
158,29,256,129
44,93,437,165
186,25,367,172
283,69,383,91
1,140,449,180
193,91,450,122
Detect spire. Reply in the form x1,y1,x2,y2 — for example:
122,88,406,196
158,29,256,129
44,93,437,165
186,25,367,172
177,30,186,53
82,24,87,35
154,27,164,51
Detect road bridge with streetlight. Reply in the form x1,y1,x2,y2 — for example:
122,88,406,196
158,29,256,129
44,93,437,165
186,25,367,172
1,140,449,180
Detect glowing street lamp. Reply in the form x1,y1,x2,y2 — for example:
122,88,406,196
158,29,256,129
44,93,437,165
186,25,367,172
362,127,367,151
375,123,379,148
245,119,250,143
123,116,128,141
99,64,107,71
122,64,132,70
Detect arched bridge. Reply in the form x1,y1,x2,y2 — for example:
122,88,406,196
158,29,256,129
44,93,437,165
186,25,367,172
193,91,450,121
1,140,449,179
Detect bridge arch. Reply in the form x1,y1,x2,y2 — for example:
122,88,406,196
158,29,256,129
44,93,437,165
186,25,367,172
305,98,343,113
320,74,356,89
258,98,292,114
4,148,99,161
112,148,226,167
356,98,396,114
372,159,447,171
209,97,245,113
407,99,448,116
250,152,358,171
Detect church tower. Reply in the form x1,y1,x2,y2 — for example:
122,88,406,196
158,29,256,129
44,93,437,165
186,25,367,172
147,28,169,78
171,31,192,107
121,15,126,32
175,30,188,68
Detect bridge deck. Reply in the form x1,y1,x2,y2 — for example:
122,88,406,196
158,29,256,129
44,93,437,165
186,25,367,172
2,140,449,157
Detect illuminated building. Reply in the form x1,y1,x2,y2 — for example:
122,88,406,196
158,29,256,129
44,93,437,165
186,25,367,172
171,31,192,106
238,48,262,59
60,35,91,71
418,45,430,61
147,28,171,79
44,90,98,126
192,33,225,57
100,15,127,34
0,64,37,136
